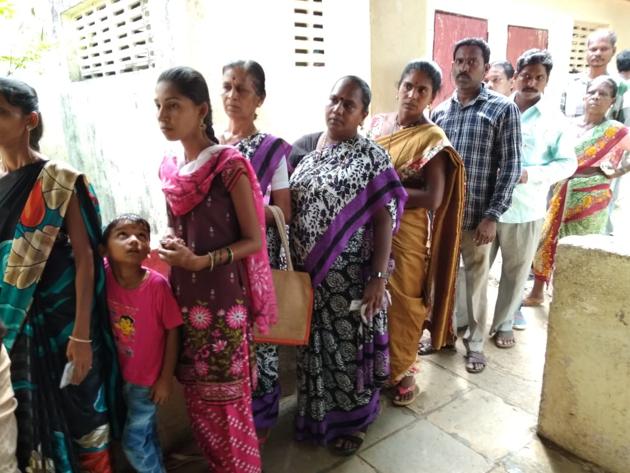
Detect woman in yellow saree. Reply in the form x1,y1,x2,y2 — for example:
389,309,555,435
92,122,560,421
368,60,464,406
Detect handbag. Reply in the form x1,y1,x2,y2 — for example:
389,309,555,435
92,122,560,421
253,205,313,345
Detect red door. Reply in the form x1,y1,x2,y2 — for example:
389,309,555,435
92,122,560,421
433,11,488,105
506,26,549,70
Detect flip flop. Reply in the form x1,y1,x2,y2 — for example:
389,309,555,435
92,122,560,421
465,351,486,373
493,331,516,349
418,340,456,356
392,383,420,407
331,431,366,456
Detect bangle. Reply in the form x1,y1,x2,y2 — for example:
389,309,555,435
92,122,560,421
69,335,92,344
226,246,234,265
208,251,215,271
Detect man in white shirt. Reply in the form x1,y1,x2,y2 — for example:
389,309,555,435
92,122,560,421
561,29,623,121
490,49,576,345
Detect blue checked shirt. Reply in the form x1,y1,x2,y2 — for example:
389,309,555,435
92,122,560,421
432,85,522,230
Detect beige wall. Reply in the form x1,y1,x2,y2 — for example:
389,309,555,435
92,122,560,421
538,235,630,473
369,0,428,115
370,0,630,114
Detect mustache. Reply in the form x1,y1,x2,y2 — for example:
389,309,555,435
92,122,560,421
522,88,538,93
457,73,471,80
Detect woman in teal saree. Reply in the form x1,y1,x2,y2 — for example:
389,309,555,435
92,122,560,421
0,78,121,472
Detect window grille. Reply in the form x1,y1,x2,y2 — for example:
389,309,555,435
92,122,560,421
65,0,154,80
292,0,326,67
569,21,608,73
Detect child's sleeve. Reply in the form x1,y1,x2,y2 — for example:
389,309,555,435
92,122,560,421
157,277,184,329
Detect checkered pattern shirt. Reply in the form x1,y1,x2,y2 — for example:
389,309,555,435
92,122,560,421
432,85,522,230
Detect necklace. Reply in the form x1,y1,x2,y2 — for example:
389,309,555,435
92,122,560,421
395,114,424,130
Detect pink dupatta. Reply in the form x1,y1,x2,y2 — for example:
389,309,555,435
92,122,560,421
159,145,277,333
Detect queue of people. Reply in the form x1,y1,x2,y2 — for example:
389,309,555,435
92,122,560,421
1,30,629,473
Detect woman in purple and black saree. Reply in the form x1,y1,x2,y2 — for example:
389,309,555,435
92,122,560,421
219,60,292,442
0,78,121,473
289,76,407,456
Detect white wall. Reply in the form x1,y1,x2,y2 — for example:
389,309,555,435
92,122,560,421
12,0,371,235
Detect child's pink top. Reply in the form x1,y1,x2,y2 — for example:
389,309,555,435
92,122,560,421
105,264,183,387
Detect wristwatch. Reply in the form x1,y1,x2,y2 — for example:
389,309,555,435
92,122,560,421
369,271,389,281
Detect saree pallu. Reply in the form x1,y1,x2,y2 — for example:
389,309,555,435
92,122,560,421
235,132,292,432
375,123,465,382
534,121,629,282
289,135,407,443
0,160,122,473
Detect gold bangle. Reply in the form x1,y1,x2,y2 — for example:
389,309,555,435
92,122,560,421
69,335,92,344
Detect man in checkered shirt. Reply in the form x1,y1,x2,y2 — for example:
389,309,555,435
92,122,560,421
432,37,522,374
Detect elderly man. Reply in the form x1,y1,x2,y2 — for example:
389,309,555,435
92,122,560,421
485,60,515,97
491,49,576,341
432,37,521,373
561,29,623,120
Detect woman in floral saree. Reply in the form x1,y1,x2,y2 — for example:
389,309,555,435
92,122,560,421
156,67,276,473
0,78,121,472
526,76,630,304
218,60,292,442
290,76,407,456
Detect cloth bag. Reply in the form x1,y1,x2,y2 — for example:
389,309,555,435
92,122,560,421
253,205,313,345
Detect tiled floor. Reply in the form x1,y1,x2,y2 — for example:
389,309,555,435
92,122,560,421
167,268,607,472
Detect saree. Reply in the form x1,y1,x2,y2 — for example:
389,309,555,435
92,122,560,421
374,123,464,382
290,135,407,444
0,160,122,473
160,145,276,472
534,120,630,283
234,132,292,433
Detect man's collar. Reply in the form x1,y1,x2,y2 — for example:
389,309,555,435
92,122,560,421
451,82,488,105
512,92,548,114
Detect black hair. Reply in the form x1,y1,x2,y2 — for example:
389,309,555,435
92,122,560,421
0,77,44,151
453,37,491,64
157,66,218,144
334,75,371,112
617,49,630,73
588,29,617,48
102,213,151,245
490,60,515,79
398,59,443,96
588,75,618,99
222,60,266,100
515,49,554,76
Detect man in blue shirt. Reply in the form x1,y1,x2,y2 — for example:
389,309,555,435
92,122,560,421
490,49,576,345
433,38,521,373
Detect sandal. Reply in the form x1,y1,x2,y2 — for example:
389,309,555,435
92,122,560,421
522,295,544,307
392,383,420,407
465,351,486,373
331,430,366,456
494,331,516,349
418,340,456,356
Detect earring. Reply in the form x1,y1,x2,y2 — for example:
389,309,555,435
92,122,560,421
26,126,32,131
200,119,204,129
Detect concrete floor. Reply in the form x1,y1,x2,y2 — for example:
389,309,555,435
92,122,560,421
165,269,607,473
